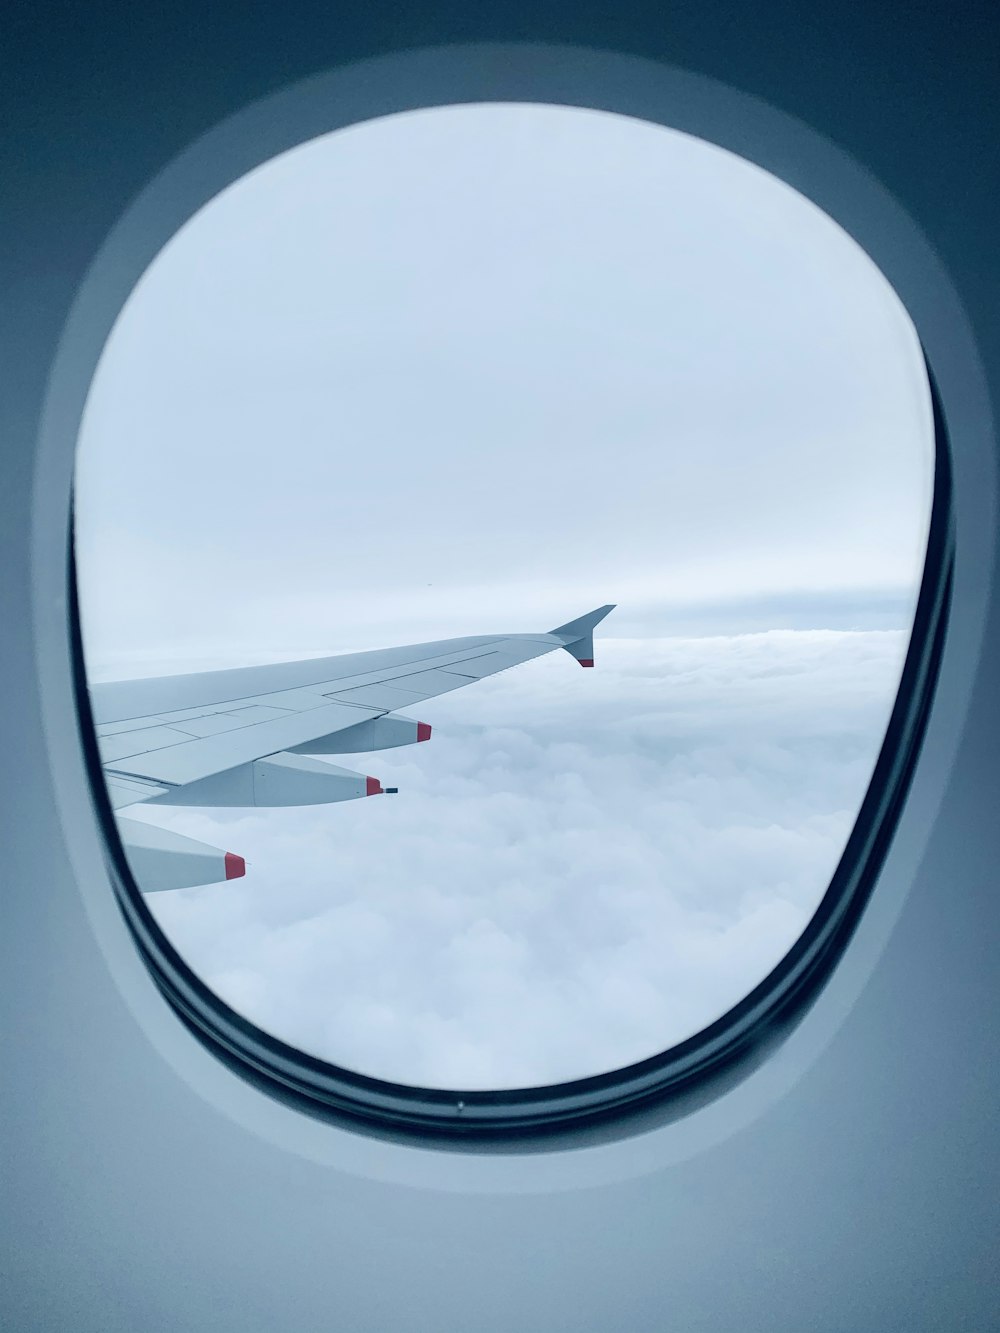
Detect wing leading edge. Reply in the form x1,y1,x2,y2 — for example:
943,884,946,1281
95,604,615,890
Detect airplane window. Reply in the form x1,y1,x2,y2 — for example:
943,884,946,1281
73,102,936,1108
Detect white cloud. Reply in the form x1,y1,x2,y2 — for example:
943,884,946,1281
136,629,906,1089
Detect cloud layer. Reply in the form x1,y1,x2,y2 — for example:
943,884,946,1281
136,629,908,1089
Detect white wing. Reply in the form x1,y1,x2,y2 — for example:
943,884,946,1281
90,606,615,891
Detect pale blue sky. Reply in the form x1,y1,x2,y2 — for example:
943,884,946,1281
76,101,932,668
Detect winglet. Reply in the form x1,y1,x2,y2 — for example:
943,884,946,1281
548,604,616,667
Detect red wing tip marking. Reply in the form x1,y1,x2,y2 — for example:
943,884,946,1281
417,722,432,742
366,776,384,796
578,658,595,668
224,852,246,880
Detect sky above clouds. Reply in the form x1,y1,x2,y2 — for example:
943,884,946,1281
73,103,933,1088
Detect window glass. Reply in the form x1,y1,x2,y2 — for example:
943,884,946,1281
74,103,934,1089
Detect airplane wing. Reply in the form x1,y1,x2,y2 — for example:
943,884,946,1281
90,605,615,892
